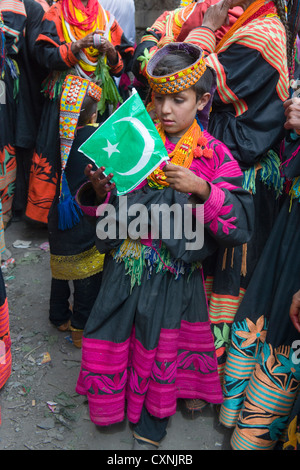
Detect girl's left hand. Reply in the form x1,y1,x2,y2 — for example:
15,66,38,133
163,163,210,200
84,164,115,201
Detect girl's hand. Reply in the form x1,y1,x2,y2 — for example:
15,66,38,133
202,0,232,32
290,289,300,333
284,98,300,131
84,164,116,201
163,163,210,200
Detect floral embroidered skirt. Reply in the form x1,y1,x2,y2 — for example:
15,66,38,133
76,252,223,426
204,172,284,381
219,194,300,450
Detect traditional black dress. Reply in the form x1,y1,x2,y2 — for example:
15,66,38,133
0,0,26,235
25,0,134,224
12,0,49,219
75,128,254,427
219,134,300,450
181,4,289,378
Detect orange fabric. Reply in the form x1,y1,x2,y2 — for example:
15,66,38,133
215,0,276,53
34,0,50,12
0,297,11,390
26,151,58,224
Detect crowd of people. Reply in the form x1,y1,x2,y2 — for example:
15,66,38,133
0,0,300,451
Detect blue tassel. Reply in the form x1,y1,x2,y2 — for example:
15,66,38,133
58,173,82,230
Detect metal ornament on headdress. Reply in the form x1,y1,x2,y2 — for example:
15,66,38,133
58,74,102,230
146,43,207,95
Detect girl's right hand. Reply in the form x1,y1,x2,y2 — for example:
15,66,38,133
84,164,116,201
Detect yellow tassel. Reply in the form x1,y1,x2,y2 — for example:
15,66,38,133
222,248,228,270
231,248,235,268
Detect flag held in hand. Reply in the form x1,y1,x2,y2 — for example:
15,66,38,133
79,90,169,195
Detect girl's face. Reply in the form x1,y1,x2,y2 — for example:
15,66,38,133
153,88,210,139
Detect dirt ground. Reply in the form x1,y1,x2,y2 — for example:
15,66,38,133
0,217,233,451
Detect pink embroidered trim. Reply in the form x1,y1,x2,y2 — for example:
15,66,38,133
76,321,223,425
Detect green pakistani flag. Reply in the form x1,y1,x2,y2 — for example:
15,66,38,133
79,90,169,195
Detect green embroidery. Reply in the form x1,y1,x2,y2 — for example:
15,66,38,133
137,48,156,73
242,150,284,197
214,323,231,353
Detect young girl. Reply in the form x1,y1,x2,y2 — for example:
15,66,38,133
75,42,254,449
48,75,104,348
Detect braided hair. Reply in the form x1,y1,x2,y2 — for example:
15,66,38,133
273,0,294,74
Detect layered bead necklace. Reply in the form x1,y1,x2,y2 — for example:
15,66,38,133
147,119,212,189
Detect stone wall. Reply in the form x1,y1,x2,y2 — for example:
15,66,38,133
134,0,180,41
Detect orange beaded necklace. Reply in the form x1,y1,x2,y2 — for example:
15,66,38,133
147,119,211,188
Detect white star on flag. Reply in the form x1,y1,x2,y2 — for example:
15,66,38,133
103,140,120,158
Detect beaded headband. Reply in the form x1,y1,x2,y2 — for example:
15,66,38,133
146,43,207,94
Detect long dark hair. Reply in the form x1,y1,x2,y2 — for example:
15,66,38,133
274,0,299,75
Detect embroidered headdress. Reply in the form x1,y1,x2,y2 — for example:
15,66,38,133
145,43,217,189
146,42,216,129
146,42,207,95
58,74,102,230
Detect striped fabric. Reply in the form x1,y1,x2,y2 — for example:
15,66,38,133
209,289,246,325
230,348,299,449
77,321,222,426
140,3,198,47
216,16,289,102
0,0,26,15
220,319,300,449
184,26,216,54
184,15,289,116
0,0,26,54
0,295,11,390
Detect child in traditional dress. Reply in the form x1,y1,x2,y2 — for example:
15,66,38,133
75,43,254,448
48,75,104,348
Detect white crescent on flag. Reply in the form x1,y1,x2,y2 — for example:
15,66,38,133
112,117,155,176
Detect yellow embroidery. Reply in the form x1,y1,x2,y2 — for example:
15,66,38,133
50,245,104,280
